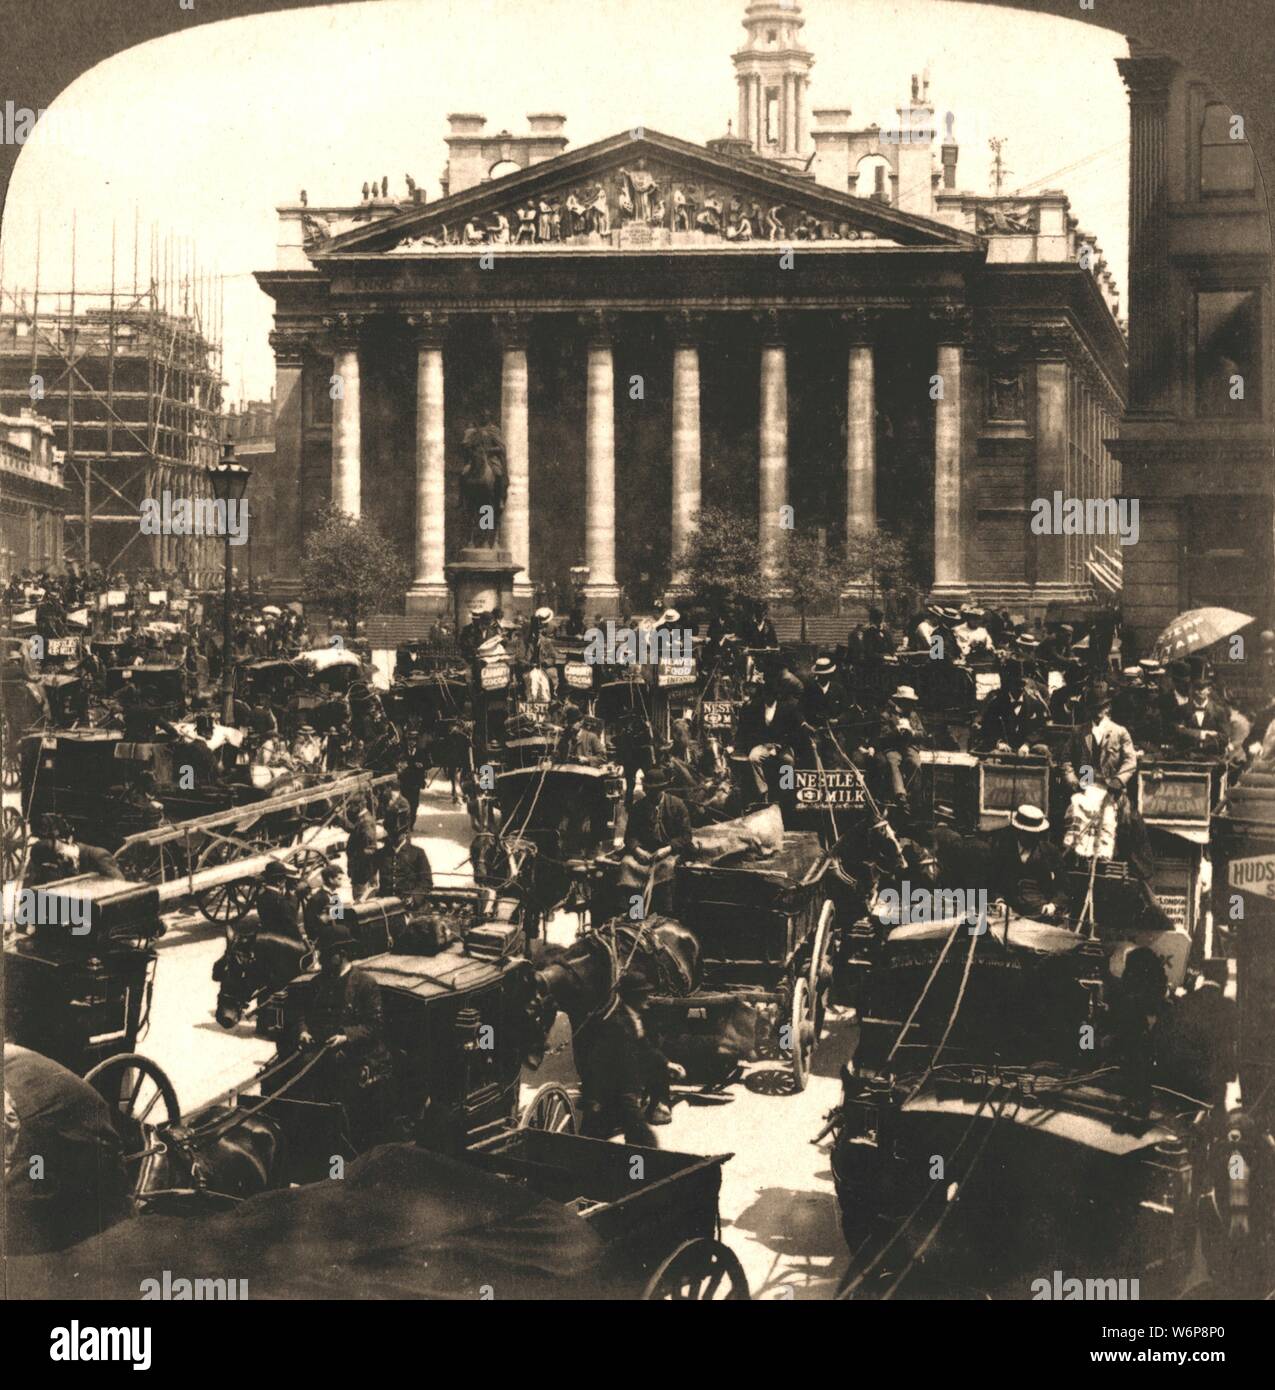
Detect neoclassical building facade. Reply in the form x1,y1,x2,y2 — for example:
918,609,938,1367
257,3,1126,617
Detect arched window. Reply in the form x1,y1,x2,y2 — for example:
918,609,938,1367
488,159,522,181
1199,103,1253,196
854,154,892,205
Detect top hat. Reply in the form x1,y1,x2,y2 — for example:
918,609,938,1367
1010,804,1049,834
315,920,355,953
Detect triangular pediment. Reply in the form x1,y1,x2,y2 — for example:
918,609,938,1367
313,129,982,257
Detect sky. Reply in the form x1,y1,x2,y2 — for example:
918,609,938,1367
0,0,1130,403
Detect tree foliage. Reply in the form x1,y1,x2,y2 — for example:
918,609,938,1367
776,531,847,642
300,506,409,634
680,505,766,612
843,525,916,609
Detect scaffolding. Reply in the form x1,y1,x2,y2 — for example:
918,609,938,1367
0,219,224,584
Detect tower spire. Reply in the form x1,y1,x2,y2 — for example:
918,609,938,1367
732,0,815,168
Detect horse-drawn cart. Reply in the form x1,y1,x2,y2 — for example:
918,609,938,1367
590,817,837,1090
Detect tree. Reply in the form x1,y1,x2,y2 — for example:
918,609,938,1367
680,504,766,615
776,531,847,644
843,525,916,616
300,507,409,636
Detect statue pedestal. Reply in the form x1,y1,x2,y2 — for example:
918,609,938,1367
443,549,523,629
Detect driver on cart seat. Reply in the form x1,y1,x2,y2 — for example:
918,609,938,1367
295,920,391,1147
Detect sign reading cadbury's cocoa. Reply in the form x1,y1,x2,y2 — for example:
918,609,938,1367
480,661,510,692
564,662,593,691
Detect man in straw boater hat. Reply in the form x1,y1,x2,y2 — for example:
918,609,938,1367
877,683,926,809
986,804,1068,920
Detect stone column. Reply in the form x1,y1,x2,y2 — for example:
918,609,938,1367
267,327,306,593
581,312,620,607
406,311,449,609
1032,326,1071,590
667,311,703,587
497,311,533,599
842,308,877,541
931,305,970,592
325,313,363,517
756,310,788,585
1117,54,1177,412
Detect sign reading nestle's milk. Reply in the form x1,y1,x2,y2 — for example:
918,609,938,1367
1229,853,1275,899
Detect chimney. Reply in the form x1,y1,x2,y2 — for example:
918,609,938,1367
444,113,488,195
941,110,959,190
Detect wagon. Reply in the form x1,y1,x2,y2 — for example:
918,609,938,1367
594,826,836,1090
82,904,546,1185
4,874,164,1078
464,1129,749,1298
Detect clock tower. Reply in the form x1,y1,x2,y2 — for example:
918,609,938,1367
733,0,815,169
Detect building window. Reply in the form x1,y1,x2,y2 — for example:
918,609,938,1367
1199,103,1254,196
1195,288,1261,417
766,88,779,145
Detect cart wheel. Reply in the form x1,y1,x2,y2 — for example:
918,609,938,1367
641,1238,750,1301
809,901,835,1036
287,846,328,883
84,1053,181,1194
518,1082,578,1134
195,839,263,925
2,805,28,880
785,978,816,1092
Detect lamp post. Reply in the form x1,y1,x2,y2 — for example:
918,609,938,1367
206,441,251,726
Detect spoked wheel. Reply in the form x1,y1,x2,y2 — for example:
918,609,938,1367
2,805,28,880
808,901,836,1037
84,1053,182,1195
641,1238,750,1301
194,837,264,925
519,1082,578,1134
287,846,328,884
786,977,817,1092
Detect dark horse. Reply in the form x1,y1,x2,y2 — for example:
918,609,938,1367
459,422,508,549
212,929,311,1030
530,916,702,1069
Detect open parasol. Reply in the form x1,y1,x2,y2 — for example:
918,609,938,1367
1153,607,1253,662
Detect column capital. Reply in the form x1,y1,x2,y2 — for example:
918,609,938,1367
268,325,311,367
838,307,880,345
1116,53,1177,105
578,309,616,346
492,309,533,349
928,302,972,345
753,308,790,346
322,310,368,350
665,309,707,346
1028,322,1074,362
404,309,451,347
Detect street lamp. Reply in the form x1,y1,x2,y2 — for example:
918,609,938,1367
206,441,251,725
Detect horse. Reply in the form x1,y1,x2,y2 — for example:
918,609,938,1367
212,929,311,1030
135,1103,287,1208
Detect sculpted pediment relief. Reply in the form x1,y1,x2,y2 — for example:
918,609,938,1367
385,156,892,252
314,131,979,258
